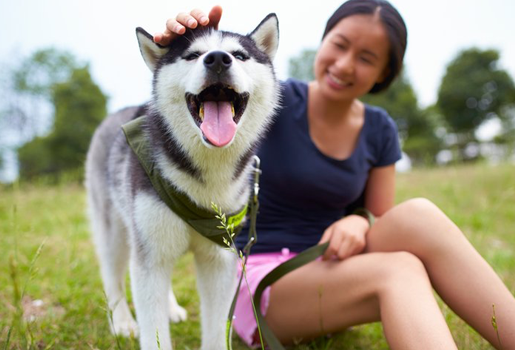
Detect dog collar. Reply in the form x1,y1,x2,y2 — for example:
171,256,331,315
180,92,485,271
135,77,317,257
121,115,247,247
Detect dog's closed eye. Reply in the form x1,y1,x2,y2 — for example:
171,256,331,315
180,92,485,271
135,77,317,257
183,52,202,61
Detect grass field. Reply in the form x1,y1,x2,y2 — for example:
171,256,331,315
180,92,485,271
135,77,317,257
1,162,514,349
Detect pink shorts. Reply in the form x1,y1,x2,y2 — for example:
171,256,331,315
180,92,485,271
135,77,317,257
233,248,297,348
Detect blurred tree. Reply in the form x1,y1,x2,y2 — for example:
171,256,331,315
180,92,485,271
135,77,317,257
50,66,107,173
13,48,77,96
16,137,52,179
17,65,107,180
437,48,515,158
6,48,78,140
288,49,316,82
493,105,515,151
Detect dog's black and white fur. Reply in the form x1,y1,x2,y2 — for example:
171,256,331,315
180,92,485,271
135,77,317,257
85,14,280,350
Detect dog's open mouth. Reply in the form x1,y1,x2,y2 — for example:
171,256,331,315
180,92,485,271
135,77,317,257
186,83,249,147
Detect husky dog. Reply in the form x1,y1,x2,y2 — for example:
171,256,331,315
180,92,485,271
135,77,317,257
85,14,279,350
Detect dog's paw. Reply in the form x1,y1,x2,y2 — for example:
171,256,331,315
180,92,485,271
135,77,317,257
111,317,139,338
169,303,188,323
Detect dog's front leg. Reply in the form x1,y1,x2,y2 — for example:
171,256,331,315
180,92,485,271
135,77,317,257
194,242,238,350
130,258,173,350
130,193,190,350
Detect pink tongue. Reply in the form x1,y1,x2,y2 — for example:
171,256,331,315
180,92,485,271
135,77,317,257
200,101,237,147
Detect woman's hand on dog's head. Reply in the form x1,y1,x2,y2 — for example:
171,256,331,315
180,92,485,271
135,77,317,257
154,6,223,46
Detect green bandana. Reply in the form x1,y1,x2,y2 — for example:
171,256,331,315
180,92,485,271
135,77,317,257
121,116,247,247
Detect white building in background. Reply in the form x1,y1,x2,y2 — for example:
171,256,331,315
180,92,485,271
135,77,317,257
396,152,412,173
435,115,515,165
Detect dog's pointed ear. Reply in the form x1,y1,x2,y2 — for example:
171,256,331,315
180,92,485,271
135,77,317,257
249,13,279,61
136,27,168,71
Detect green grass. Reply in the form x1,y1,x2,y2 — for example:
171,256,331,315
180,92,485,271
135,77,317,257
1,162,514,349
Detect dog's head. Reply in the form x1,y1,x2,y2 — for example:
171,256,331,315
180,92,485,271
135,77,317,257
136,14,279,149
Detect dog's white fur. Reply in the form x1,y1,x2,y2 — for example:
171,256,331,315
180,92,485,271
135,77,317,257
86,15,279,350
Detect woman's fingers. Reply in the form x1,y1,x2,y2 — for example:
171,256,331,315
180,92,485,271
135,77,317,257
153,7,222,46
319,227,334,260
207,5,223,30
322,229,342,261
176,10,202,29
154,10,203,45
190,8,210,26
337,233,365,260
337,239,353,260
318,226,331,245
153,18,182,45
320,222,367,260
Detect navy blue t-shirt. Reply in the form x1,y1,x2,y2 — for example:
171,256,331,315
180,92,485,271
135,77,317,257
236,79,401,253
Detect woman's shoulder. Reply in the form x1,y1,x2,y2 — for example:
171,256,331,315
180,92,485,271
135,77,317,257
280,77,307,89
279,78,308,102
362,103,402,166
363,103,398,133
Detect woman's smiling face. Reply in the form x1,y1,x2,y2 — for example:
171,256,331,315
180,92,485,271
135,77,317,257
313,13,390,101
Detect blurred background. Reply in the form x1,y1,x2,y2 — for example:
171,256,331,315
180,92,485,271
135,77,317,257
1,0,514,182
1,2,514,348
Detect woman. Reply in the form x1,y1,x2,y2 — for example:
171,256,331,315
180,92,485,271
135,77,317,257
156,2,515,348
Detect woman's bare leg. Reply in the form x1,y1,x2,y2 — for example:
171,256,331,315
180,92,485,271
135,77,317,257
265,251,457,349
366,198,515,349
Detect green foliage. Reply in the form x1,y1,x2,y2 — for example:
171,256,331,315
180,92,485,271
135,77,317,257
437,48,515,145
288,49,317,82
12,48,77,98
1,163,513,349
0,147,4,170
17,138,53,179
493,105,515,150
17,65,107,181
2,48,107,181
5,48,78,139
50,66,107,172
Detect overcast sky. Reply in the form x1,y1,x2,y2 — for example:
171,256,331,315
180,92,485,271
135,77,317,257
1,0,514,114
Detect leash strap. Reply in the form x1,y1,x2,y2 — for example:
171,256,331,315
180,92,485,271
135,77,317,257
353,207,375,227
252,241,329,349
226,156,261,350
250,208,373,349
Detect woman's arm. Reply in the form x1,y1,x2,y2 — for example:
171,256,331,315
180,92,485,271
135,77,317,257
318,164,396,260
364,164,396,217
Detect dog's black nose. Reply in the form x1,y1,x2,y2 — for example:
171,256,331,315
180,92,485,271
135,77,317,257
204,51,232,74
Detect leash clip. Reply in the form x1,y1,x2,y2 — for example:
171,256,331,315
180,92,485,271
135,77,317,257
252,155,261,203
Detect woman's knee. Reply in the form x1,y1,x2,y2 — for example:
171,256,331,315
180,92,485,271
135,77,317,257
393,197,441,221
376,252,431,293
371,197,462,251
374,198,438,238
